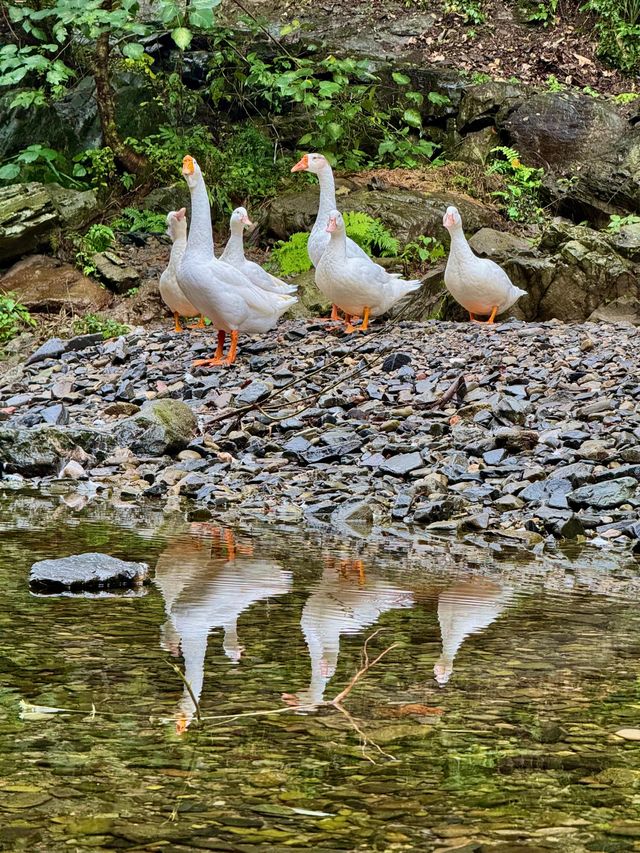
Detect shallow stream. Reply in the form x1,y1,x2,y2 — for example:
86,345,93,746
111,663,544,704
1,489,640,852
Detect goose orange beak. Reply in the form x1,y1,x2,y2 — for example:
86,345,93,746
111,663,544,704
240,214,253,226
175,207,187,220
443,212,455,228
182,155,195,176
326,217,337,233
291,154,309,173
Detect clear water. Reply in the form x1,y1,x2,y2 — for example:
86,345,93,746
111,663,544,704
1,488,640,852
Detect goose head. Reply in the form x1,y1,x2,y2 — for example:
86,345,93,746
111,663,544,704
165,207,187,241
291,152,330,174
181,154,202,190
230,206,253,229
325,208,344,234
434,657,453,686
443,205,462,231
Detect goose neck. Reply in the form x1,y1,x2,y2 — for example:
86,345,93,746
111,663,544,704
315,167,337,227
186,173,215,259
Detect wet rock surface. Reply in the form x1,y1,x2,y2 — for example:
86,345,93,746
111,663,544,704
1,317,639,548
29,552,148,592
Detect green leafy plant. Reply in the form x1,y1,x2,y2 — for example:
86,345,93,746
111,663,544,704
582,85,601,98
0,293,36,343
545,74,565,92
207,47,440,170
444,0,486,24
111,208,166,234
487,146,544,222
269,232,313,276
0,144,85,188
607,213,640,233
73,314,129,340
401,235,446,271
75,224,115,276
342,212,399,256
526,0,558,25
470,72,492,85
581,0,640,71
614,91,640,103
270,213,400,276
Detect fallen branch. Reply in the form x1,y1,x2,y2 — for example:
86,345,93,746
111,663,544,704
426,373,467,410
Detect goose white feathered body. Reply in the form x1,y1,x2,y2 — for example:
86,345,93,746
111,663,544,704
434,580,513,686
444,216,527,316
315,215,421,317
159,220,198,318
178,165,296,334
297,569,414,706
220,213,297,297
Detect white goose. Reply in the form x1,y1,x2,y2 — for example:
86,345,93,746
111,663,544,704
220,206,297,297
443,206,527,323
434,580,514,686
315,209,421,332
286,563,414,707
291,152,372,322
178,155,297,367
168,559,292,731
158,208,204,332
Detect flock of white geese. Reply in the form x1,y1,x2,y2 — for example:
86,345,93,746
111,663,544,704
159,152,527,365
155,527,513,732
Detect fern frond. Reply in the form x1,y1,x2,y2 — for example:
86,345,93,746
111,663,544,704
269,232,312,276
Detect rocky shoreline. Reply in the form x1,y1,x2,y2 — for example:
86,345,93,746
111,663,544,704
1,317,639,553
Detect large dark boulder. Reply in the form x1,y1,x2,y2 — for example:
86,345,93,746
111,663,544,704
267,184,500,243
497,91,638,223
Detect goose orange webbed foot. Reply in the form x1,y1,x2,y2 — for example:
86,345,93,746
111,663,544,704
187,315,206,330
193,357,224,367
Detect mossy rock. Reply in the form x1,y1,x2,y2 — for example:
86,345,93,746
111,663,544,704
114,399,198,456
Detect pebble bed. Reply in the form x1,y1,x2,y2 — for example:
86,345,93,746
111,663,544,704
1,317,639,551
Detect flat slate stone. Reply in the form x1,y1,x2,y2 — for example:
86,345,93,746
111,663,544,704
29,553,149,593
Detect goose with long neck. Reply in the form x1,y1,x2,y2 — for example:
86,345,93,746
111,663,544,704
283,563,414,708
434,580,514,686
179,155,297,367
220,206,297,296
158,208,205,332
292,152,372,322
167,558,293,732
443,205,527,323
315,209,421,333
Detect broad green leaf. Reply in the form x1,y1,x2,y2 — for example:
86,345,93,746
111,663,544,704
326,121,343,141
403,108,422,129
189,7,215,28
392,71,411,85
122,42,144,59
0,164,20,181
171,27,192,50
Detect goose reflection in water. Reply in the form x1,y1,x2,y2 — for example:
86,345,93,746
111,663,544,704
434,579,514,686
154,525,292,732
284,557,414,709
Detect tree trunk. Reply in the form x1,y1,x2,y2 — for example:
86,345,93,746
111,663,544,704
93,6,148,176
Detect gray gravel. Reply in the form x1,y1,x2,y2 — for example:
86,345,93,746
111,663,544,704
1,317,639,551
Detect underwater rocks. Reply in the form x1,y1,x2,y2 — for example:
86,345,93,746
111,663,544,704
29,552,148,593
1,317,639,550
